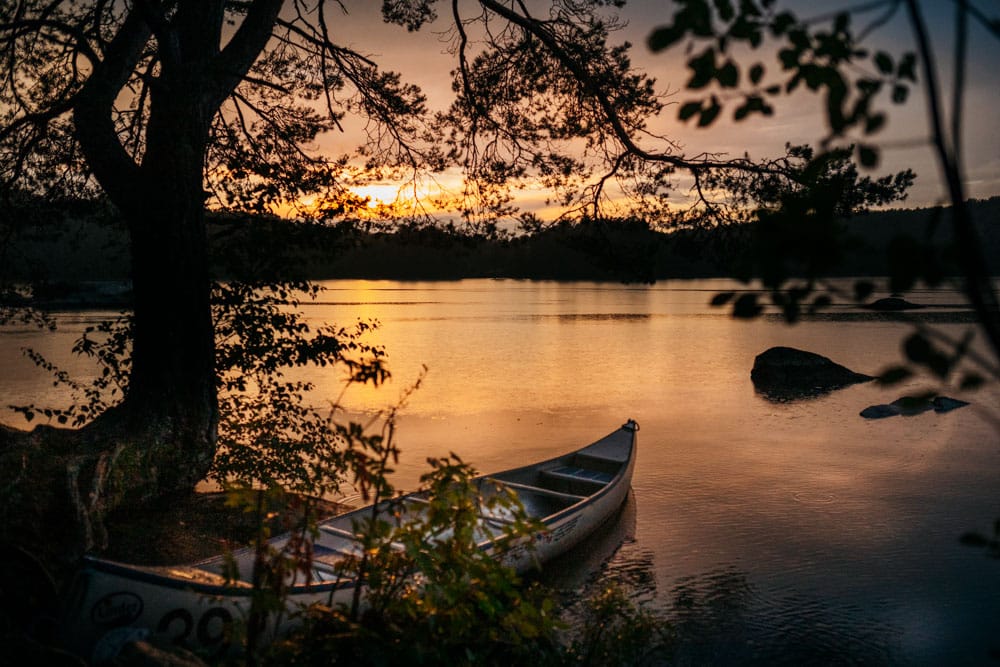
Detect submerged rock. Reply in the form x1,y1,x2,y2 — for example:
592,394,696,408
864,297,925,311
751,346,874,400
860,395,970,419
859,404,901,419
932,396,970,412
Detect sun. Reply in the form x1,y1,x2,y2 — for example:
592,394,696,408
352,184,406,210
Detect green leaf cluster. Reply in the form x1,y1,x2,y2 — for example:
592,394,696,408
649,0,916,154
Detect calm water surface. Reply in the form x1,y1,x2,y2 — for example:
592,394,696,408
2,279,998,665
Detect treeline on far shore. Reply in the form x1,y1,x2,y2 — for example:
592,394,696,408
3,196,999,291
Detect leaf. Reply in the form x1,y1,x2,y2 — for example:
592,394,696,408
713,0,735,22
687,49,717,89
749,63,764,84
864,113,886,134
771,12,796,36
717,60,739,87
732,293,763,319
853,280,874,302
877,366,912,386
858,145,879,168
903,333,933,364
698,98,722,126
891,84,908,104
778,47,799,69
710,292,735,306
679,100,702,121
874,51,894,74
834,11,850,34
809,294,832,312
897,53,917,81
648,25,685,52
959,372,984,390
734,100,751,121
904,332,951,377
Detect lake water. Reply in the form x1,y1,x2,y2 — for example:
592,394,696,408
2,279,998,664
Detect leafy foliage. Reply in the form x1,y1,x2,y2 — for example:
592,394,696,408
648,0,917,167
693,143,912,322
9,279,388,496
653,1,999,393
221,407,668,665
211,280,388,494
562,584,674,666
290,454,563,665
10,315,132,427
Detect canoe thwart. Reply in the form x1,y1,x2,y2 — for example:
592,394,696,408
487,478,587,502
319,525,359,540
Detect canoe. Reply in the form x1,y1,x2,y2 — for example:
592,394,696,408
60,420,638,661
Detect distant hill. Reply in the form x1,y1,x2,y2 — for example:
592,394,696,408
2,197,998,290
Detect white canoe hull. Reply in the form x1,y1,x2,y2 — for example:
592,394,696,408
61,420,638,661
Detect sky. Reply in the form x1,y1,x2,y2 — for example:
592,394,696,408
316,0,1000,214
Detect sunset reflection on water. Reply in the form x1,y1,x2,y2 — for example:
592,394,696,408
2,278,997,663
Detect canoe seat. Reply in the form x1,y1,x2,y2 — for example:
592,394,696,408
313,543,359,561
538,469,606,496
572,453,624,474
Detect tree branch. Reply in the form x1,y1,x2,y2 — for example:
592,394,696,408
905,0,1000,359
477,0,777,176
210,0,283,109
72,7,151,207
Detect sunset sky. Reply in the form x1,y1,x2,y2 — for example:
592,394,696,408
317,1,999,215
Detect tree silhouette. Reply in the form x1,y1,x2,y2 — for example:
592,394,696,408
0,1,912,567
0,0,776,565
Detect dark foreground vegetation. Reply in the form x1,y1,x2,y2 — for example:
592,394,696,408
3,197,999,292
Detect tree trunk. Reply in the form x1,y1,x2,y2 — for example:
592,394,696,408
0,0,284,579
0,100,219,576
0,70,217,582
117,80,220,495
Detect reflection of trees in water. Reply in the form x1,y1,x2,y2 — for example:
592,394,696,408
539,491,664,612
668,568,754,665
667,569,902,666
540,493,905,664
541,492,666,652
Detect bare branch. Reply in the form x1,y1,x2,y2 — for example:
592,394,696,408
478,0,776,175
212,0,283,107
72,7,152,206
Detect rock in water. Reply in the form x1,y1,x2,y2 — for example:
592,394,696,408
751,346,874,400
890,396,935,415
932,396,970,413
860,395,971,419
860,404,901,419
